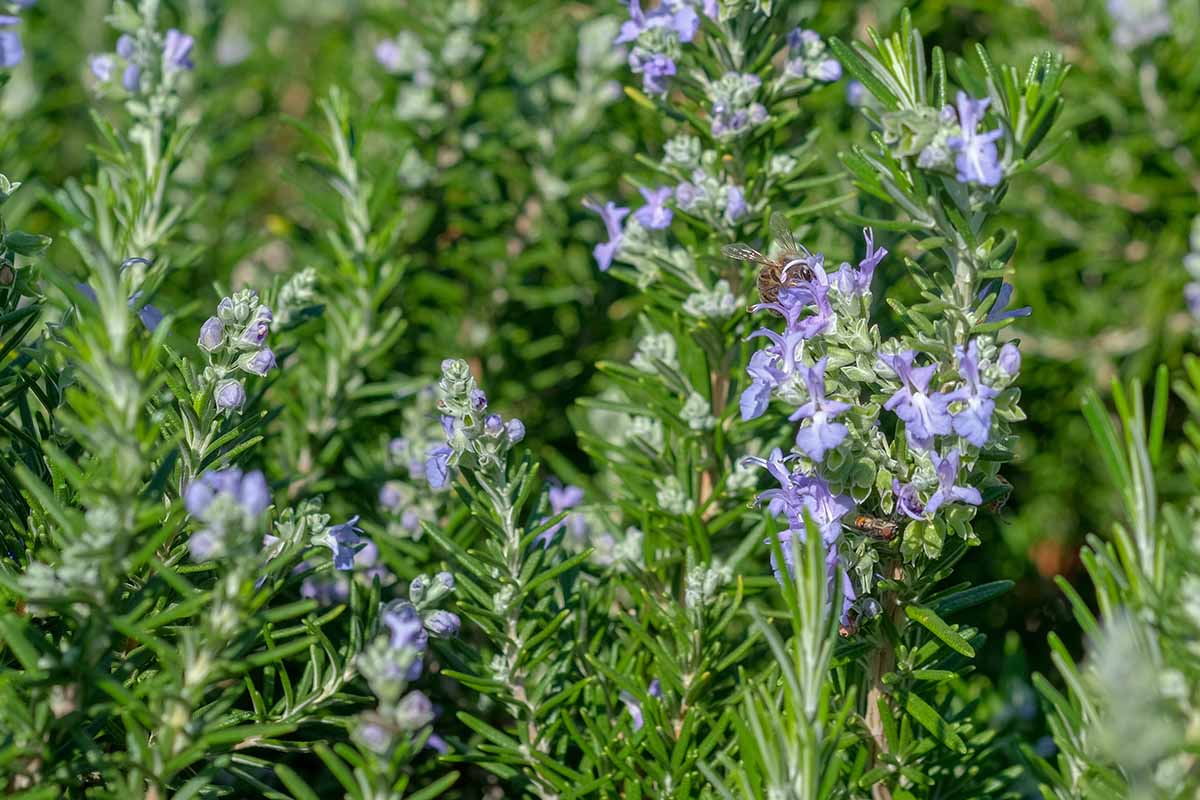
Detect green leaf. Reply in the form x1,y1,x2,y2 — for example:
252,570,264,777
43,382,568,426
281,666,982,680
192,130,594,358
905,605,975,657
273,764,321,800
901,691,967,754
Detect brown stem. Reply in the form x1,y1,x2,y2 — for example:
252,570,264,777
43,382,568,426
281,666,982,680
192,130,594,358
865,560,905,800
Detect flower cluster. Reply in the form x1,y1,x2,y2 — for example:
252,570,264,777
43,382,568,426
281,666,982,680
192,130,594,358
378,387,449,538
783,28,842,85
739,228,1024,621
183,468,270,561
707,72,767,139
90,26,194,95
881,91,1005,188
196,289,276,414
614,0,716,97
374,3,483,123
1106,0,1171,50
354,573,459,756
0,0,34,69
424,358,525,489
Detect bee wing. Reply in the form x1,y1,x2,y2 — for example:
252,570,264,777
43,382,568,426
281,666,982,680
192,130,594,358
769,212,801,256
722,243,771,264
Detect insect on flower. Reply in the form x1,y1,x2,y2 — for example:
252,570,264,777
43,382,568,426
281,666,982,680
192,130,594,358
851,514,899,541
723,212,817,308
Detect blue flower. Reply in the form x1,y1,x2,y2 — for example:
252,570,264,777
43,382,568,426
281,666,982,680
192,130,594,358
90,54,114,81
743,449,853,547
634,186,673,230
947,92,1003,187
880,351,952,450
978,281,1031,323
831,228,888,296
425,444,453,488
163,29,194,71
214,379,246,411
789,357,850,463
583,199,630,272
724,185,747,223
424,609,461,638
999,342,1021,376
945,339,999,448
241,347,277,376
324,516,365,571
0,19,22,69
925,449,982,516
892,478,924,520
620,690,646,731
740,349,783,421
536,484,586,547
632,52,676,96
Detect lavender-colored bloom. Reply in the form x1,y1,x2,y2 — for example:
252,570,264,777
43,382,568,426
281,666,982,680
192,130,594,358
789,357,850,462
425,444,453,488
945,339,999,447
301,576,350,605
740,349,783,421
924,449,982,516
130,293,164,331
379,482,402,511
0,30,21,70
375,39,403,72
163,29,194,70
214,379,246,410
484,413,503,436
616,0,700,45
583,199,630,272
426,733,450,754
947,92,1003,187
743,449,853,546
122,64,142,92
846,80,866,106
831,228,888,296
240,308,272,346
880,351,952,450
537,484,586,547
620,690,645,731
424,609,461,638
187,529,220,562
998,342,1021,376
326,516,365,570
354,540,391,584
892,479,924,520
239,470,271,516
978,281,1031,323
401,509,420,531
468,388,488,411
724,185,747,223
634,186,673,230
814,59,841,81
90,54,114,81
242,348,277,376
395,691,435,731
634,52,676,96
506,418,525,444
116,34,135,59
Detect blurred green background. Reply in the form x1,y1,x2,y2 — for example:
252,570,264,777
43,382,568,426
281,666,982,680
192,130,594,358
4,0,1198,771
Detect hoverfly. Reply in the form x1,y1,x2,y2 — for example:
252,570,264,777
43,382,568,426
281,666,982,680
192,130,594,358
851,514,900,542
722,212,816,307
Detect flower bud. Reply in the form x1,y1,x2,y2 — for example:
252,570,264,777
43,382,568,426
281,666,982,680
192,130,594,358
484,414,503,436
506,418,525,444
394,690,435,731
424,609,461,638
998,342,1021,376
214,379,246,410
241,347,277,376
408,574,429,604
198,316,224,351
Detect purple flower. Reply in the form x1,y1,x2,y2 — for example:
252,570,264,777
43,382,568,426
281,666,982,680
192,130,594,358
424,609,461,637
130,293,164,331
215,379,246,411
789,358,851,462
948,92,1003,187
240,308,272,346
831,228,888,296
620,690,645,731
185,468,271,519
395,691,435,730
999,342,1021,376
0,27,22,70
425,444,453,488
634,186,673,230
633,52,676,96
724,185,747,223
354,540,391,585
242,348,277,376
944,339,998,447
90,54,114,81
740,349,783,421
892,478,924,520
469,388,488,411
198,316,224,350
382,601,428,680
583,199,630,272
379,482,402,511
846,80,866,106
122,64,142,92
924,449,982,516
743,449,853,546
649,678,662,698
978,281,1031,323
879,351,952,450
301,576,350,605
325,517,365,571
116,34,135,59
506,418,525,444
163,29,194,71
536,484,586,547
484,414,503,435
616,0,700,46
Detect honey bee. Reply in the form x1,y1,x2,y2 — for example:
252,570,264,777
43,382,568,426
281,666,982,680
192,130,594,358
722,212,817,307
851,514,900,541
984,475,1013,515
